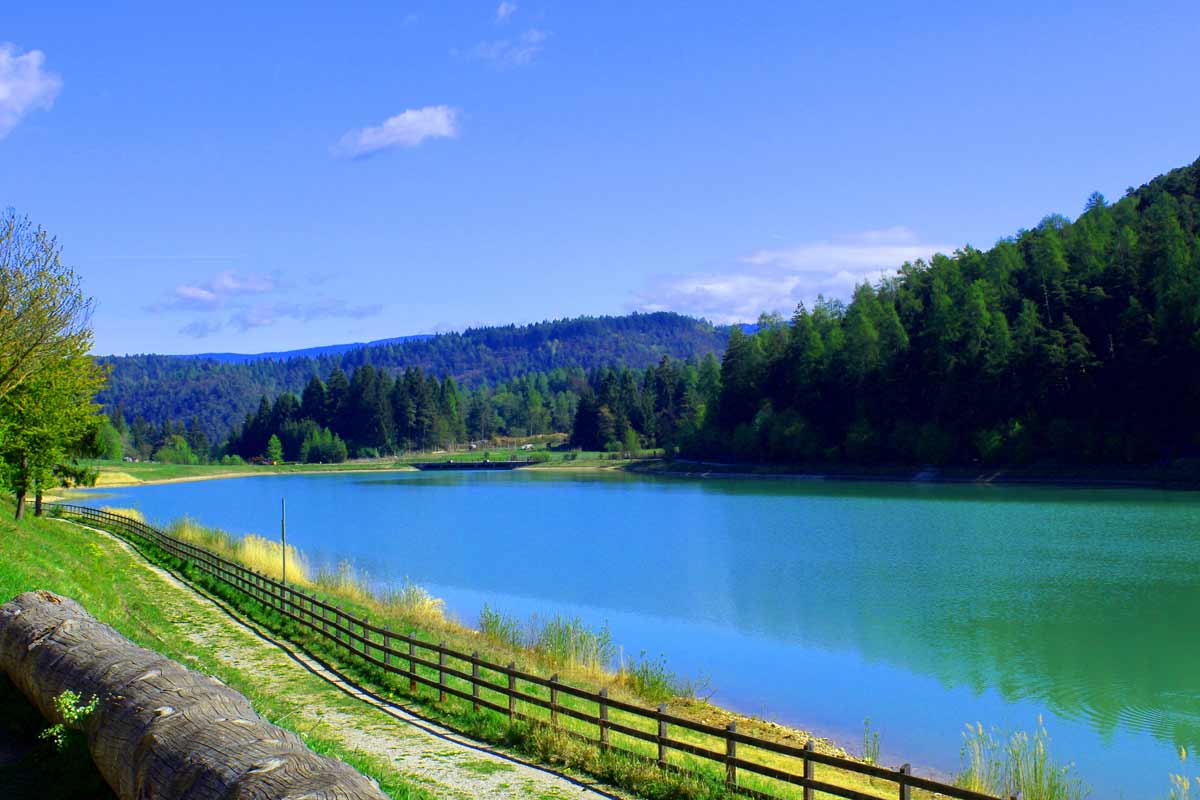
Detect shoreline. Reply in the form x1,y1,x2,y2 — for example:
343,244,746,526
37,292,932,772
70,455,1200,494
76,456,1200,493
80,458,636,489
92,465,420,487
625,459,1200,490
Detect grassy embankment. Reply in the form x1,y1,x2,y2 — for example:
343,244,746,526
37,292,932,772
80,509,967,800
0,504,436,800
75,447,653,488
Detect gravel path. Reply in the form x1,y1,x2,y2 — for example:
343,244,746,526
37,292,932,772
59,520,622,800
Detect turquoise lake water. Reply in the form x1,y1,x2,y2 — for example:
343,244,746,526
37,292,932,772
80,470,1200,796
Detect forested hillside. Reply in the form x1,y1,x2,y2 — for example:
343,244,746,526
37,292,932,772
689,157,1200,465
99,313,730,443
103,158,1200,469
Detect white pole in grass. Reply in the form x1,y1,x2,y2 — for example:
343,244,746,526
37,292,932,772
281,496,287,586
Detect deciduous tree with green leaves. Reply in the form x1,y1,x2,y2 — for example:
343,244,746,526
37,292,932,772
0,211,106,519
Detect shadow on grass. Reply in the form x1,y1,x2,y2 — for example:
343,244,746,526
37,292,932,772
0,676,114,800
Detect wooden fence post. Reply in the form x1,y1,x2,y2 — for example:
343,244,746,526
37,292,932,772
550,675,559,726
803,740,814,800
599,688,609,751
438,643,446,703
383,625,392,670
507,663,516,719
471,652,480,712
725,721,737,786
362,618,370,658
899,763,911,800
657,704,667,768
409,639,417,692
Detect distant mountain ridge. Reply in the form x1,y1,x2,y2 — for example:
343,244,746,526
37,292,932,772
165,334,435,364
99,312,740,440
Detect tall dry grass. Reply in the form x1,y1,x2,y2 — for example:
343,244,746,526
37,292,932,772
166,518,447,630
312,559,447,627
1170,747,1197,800
957,717,1084,800
167,517,311,585
99,506,145,523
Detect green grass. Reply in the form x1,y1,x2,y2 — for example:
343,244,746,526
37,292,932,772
0,504,434,800
76,448,658,488
80,457,414,485
458,758,516,776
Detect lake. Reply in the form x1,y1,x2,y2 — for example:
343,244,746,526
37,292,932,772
80,470,1200,796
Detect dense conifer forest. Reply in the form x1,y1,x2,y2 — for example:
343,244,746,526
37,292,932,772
103,158,1200,468
98,313,732,446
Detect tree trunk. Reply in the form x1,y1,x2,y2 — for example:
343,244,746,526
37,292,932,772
0,590,388,800
33,490,42,517
13,454,27,521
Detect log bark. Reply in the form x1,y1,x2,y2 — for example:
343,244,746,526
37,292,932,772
0,590,389,800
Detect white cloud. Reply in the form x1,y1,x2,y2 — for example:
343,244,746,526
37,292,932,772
0,43,62,140
468,29,548,67
150,270,278,312
636,227,954,324
332,105,459,159
496,1,518,23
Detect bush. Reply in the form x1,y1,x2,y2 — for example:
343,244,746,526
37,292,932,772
300,426,348,463
154,435,199,465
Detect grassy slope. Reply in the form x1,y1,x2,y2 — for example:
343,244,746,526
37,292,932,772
79,451,648,487
0,506,436,800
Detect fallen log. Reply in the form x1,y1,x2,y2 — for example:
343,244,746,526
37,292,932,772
0,589,389,800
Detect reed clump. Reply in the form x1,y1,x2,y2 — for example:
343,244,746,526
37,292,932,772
956,718,1085,800
477,605,699,702
99,506,145,523
167,517,312,585
1169,747,1197,800
380,580,446,628
478,604,615,674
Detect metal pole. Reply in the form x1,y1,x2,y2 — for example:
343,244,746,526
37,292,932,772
281,497,287,586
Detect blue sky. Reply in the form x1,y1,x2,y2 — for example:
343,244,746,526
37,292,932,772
3,1,1198,355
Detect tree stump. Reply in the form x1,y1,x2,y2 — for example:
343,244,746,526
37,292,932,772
0,590,388,800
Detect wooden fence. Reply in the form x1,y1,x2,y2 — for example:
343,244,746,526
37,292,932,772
47,503,1007,800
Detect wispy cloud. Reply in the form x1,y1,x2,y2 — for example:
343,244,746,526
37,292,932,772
150,270,278,312
0,43,62,140
495,1,518,23
635,227,954,323
332,105,459,159
179,319,223,339
230,299,384,332
467,28,548,67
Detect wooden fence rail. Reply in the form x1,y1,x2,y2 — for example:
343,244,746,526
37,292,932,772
46,503,1007,800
